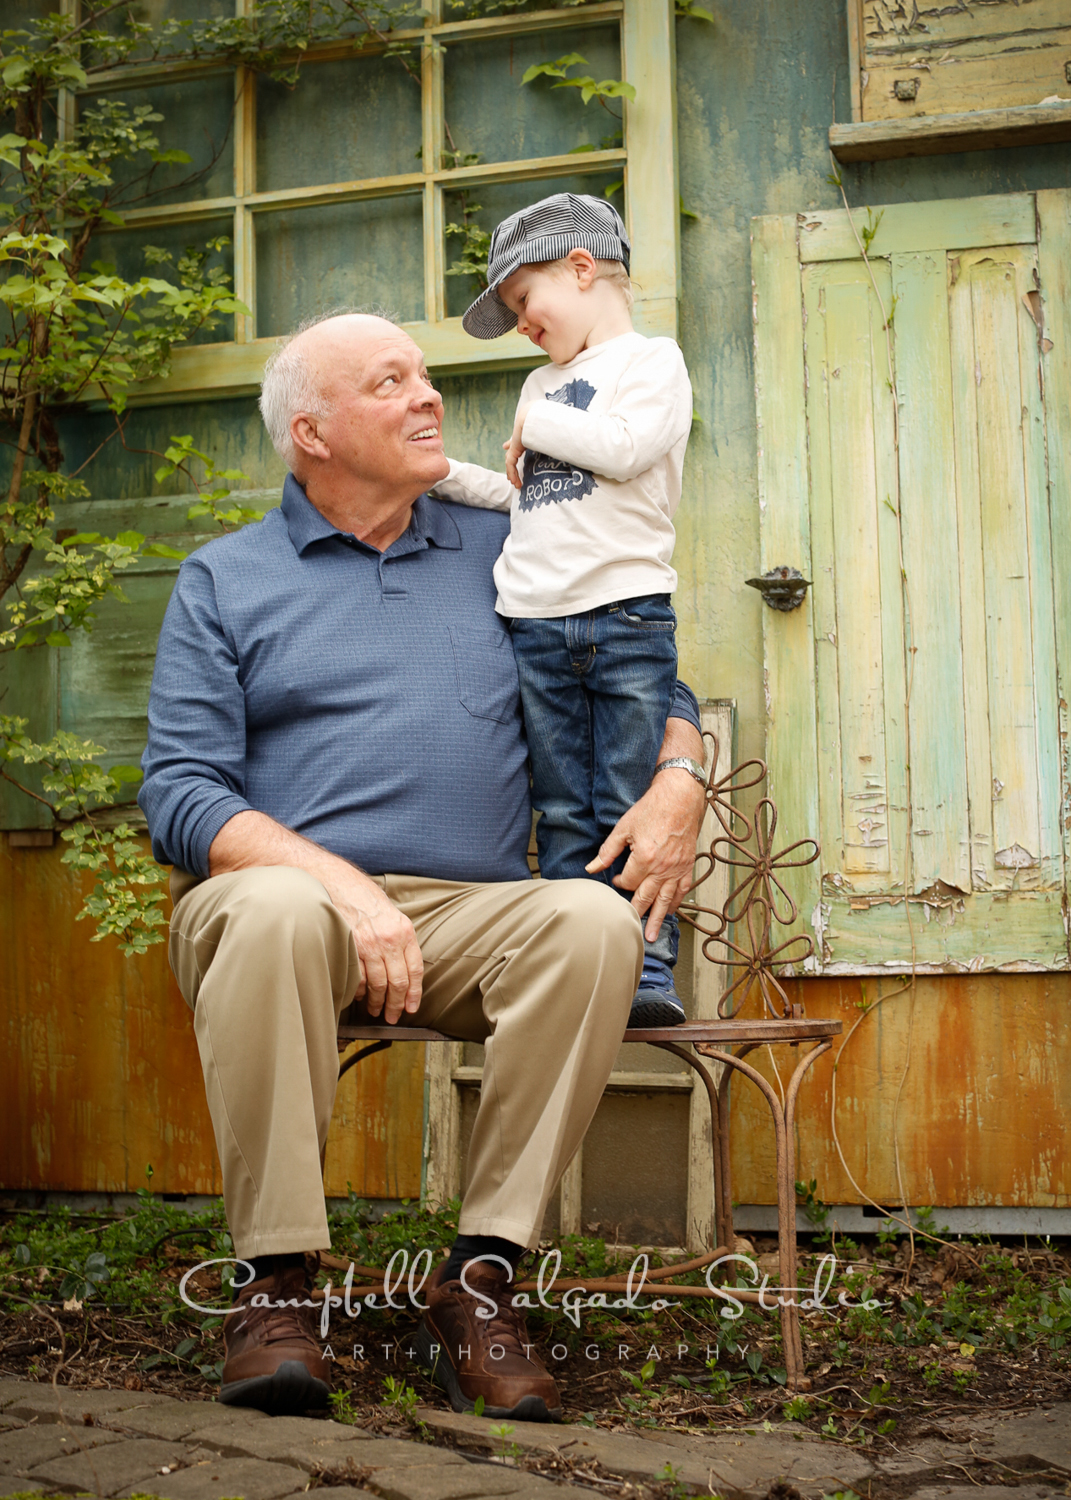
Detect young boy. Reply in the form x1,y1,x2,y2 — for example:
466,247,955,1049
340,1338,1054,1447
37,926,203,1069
432,192,701,1028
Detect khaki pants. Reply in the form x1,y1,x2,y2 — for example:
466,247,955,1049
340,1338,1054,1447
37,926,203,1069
169,867,644,1258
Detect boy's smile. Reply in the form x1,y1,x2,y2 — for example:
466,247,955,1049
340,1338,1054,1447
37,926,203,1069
498,263,592,365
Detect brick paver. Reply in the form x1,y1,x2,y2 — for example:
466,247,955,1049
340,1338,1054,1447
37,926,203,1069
103,1404,268,1443
29,1436,191,1496
191,1414,376,1470
0,1422,124,1473
117,1454,307,1500
0,1377,1059,1500
5,1388,173,1426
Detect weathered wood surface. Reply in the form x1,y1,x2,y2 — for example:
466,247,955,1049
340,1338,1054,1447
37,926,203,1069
754,189,1070,971
732,973,1071,1210
750,214,821,948
0,837,425,1200
831,102,1071,162
798,193,1036,263
847,0,1071,122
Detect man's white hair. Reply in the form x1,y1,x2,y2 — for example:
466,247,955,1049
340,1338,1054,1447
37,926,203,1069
258,305,399,468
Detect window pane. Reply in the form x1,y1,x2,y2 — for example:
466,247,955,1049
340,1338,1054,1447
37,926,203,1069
436,369,529,472
83,74,235,207
255,195,424,337
444,24,622,166
444,172,624,320
87,0,234,65
87,217,236,346
257,52,422,193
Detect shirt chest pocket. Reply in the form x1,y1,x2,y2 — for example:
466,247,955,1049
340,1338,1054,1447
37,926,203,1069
449,627,521,725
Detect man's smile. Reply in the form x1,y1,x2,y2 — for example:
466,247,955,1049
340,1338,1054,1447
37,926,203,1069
408,426,441,443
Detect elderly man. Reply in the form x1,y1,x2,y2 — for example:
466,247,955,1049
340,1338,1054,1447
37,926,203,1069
140,313,706,1422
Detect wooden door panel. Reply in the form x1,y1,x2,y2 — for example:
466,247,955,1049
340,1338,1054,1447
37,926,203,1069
802,260,906,892
754,190,1070,972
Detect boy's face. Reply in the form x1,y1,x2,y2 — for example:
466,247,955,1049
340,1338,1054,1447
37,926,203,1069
497,260,591,364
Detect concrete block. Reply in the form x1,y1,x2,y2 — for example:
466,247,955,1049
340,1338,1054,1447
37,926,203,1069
30,1437,190,1496
0,1383,41,1412
416,1408,874,1500
361,1462,570,1500
104,1404,268,1443
0,1478,44,1496
0,1424,123,1474
326,1439,470,1471
6,1389,174,1427
191,1415,376,1470
982,1403,1071,1471
117,1455,306,1500
912,1488,1055,1500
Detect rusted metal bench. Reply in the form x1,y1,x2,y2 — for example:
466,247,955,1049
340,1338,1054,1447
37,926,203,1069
334,719,841,1390
337,1015,837,1387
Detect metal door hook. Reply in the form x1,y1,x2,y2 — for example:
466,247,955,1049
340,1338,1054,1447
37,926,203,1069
745,566,813,611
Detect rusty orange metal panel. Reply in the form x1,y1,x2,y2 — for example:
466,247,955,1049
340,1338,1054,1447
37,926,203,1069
0,839,423,1201
730,974,1071,1208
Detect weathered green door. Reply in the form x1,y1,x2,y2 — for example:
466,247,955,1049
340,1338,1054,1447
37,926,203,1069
752,190,1071,973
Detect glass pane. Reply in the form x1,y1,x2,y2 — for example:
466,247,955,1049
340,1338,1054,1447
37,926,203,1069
256,194,424,337
58,395,282,500
436,369,526,473
444,172,624,320
87,217,236,346
257,52,422,193
444,24,622,167
82,74,235,207
86,0,235,66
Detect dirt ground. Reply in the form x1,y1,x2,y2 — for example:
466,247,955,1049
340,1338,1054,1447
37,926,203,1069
2,1216,1068,1461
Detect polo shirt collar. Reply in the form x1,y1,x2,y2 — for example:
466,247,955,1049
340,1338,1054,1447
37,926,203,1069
281,472,462,556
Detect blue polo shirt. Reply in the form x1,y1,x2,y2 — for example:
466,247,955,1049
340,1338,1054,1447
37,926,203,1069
140,474,700,881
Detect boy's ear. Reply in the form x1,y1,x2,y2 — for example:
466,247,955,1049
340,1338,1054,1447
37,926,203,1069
566,248,598,287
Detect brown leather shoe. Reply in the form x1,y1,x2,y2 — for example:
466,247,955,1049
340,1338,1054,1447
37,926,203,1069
414,1260,562,1422
220,1259,330,1415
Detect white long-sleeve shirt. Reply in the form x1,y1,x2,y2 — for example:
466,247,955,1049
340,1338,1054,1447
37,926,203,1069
432,331,692,618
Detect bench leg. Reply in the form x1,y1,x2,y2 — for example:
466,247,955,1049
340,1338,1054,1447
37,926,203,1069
693,1039,832,1390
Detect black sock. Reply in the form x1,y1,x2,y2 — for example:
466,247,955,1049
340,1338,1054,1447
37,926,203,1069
443,1234,525,1282
233,1251,306,1299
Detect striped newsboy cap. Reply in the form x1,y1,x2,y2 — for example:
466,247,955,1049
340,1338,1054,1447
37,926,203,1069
462,192,631,340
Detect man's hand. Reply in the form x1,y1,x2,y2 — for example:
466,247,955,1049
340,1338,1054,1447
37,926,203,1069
328,873,424,1024
585,722,706,941
504,402,534,488
209,809,423,1024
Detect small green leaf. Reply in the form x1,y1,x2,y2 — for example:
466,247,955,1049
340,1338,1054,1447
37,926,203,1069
473,1394,485,1417
2,57,33,88
45,632,71,648
141,543,187,559
108,764,144,784
114,530,145,549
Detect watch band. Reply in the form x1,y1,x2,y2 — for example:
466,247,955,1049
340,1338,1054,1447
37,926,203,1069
653,756,708,788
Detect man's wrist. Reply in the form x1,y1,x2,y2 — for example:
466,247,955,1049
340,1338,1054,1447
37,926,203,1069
652,756,708,788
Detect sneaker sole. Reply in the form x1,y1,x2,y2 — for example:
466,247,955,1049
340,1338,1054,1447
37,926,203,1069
628,996,687,1028
219,1360,330,1416
412,1323,562,1423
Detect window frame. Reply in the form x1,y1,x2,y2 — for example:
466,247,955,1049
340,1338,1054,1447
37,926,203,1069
72,0,679,401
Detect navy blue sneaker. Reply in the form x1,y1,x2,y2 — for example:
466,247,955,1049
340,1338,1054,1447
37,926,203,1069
628,960,686,1029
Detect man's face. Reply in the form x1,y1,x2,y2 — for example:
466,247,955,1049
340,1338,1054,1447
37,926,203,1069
309,322,449,495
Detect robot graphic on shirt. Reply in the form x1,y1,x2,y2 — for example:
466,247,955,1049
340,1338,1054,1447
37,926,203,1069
518,377,597,512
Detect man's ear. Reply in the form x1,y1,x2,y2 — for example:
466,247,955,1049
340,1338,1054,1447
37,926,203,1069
566,248,598,288
291,412,331,464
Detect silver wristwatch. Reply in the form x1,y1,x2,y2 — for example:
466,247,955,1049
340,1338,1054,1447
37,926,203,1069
653,757,707,788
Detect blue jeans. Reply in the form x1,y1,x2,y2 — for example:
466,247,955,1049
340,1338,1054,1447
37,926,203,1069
509,595,680,972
